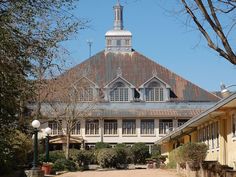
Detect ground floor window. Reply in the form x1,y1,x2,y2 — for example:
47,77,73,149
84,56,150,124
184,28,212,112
122,119,136,135
85,120,99,135
159,119,173,134
141,119,154,134
104,120,118,135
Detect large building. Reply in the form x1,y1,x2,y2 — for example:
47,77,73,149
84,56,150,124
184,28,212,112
37,1,220,151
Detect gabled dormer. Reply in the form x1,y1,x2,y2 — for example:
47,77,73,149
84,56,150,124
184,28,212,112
104,68,135,102
139,74,171,102
71,76,99,102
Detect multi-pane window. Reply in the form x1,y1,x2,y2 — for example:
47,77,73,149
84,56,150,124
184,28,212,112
141,119,154,135
110,82,129,102
104,120,118,135
159,119,173,134
48,121,62,135
232,114,236,137
198,121,220,149
107,39,111,46
85,120,99,135
125,39,130,45
71,122,80,135
122,119,136,135
177,119,189,127
145,81,164,102
78,88,93,101
117,39,121,46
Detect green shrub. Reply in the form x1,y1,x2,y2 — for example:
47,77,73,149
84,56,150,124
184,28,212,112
39,150,65,163
69,149,80,162
95,142,110,149
52,158,77,172
114,146,128,167
131,143,150,164
97,148,118,168
167,150,177,169
171,143,208,170
182,143,208,170
77,150,96,166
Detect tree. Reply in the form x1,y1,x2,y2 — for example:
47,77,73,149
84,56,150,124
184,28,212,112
178,0,236,64
0,0,86,173
41,74,98,159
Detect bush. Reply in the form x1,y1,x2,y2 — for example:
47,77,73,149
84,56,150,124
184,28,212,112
172,142,208,170
52,158,77,172
131,143,150,164
77,150,96,166
39,150,65,163
97,148,118,168
114,146,129,167
69,149,80,162
95,142,110,149
182,143,208,170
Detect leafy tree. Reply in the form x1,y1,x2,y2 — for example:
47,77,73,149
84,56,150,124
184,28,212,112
0,0,86,173
131,143,150,164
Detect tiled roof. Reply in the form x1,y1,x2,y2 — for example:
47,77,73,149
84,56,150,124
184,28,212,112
42,50,220,102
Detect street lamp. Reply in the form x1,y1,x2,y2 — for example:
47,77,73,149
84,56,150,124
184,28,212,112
220,83,236,97
31,120,40,170
45,127,52,162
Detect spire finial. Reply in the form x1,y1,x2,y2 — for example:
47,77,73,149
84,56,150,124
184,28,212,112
113,0,123,30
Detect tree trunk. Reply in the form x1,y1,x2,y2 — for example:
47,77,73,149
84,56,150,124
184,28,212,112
65,131,70,160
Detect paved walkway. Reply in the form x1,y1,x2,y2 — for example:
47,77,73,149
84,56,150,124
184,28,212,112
58,169,179,177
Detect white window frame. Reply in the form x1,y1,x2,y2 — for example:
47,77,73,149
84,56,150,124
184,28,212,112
110,82,129,102
145,81,164,102
78,87,94,102
85,120,99,135
159,119,173,135
141,119,155,135
122,119,136,135
48,121,62,135
104,120,118,135
71,122,80,135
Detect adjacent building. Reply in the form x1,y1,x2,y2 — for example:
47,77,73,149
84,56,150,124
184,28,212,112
156,93,236,169
36,1,220,151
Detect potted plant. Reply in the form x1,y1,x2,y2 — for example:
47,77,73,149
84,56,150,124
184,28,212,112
41,162,53,175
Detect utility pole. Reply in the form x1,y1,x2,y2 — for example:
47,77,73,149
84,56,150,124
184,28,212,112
87,39,93,58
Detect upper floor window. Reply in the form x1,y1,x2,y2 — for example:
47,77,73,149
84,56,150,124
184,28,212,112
141,119,154,135
78,87,94,102
48,121,62,135
159,119,173,134
107,39,111,46
85,120,99,135
145,81,164,102
104,120,118,135
110,82,129,102
116,39,121,46
71,122,80,135
125,39,130,45
232,114,236,137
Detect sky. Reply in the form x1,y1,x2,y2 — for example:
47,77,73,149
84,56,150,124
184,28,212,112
63,0,236,92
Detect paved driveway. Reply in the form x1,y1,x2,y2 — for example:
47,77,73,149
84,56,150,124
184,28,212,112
58,169,179,177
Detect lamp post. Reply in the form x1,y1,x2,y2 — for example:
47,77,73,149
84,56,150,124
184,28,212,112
220,83,236,98
45,127,52,162
31,120,40,170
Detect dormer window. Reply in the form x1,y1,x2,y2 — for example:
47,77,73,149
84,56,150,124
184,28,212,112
110,82,128,102
78,87,94,102
145,81,164,102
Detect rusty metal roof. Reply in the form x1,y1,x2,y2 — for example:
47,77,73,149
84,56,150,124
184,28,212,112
43,50,220,102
